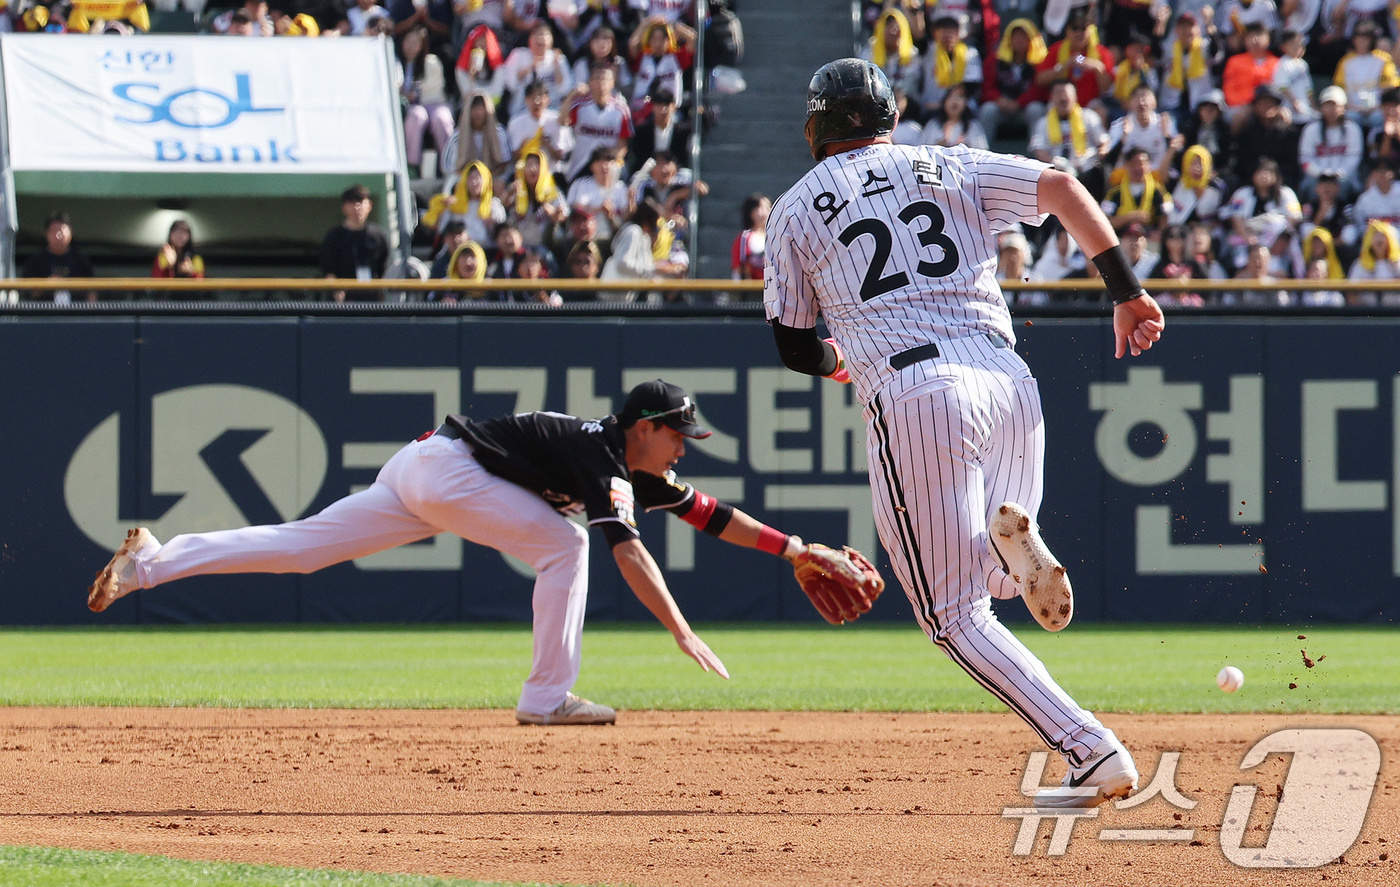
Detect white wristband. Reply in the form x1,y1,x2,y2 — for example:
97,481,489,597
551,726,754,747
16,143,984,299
782,534,805,560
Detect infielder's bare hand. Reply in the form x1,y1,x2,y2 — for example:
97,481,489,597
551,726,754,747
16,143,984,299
1113,294,1165,358
676,632,730,679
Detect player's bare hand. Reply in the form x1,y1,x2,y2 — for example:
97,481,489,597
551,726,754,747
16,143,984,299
1113,294,1165,358
676,632,729,679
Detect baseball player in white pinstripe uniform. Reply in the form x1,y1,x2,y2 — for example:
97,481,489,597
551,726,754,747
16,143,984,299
765,59,1165,808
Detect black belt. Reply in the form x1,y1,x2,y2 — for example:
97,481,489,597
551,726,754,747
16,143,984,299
434,423,464,440
890,343,940,370
889,333,1010,371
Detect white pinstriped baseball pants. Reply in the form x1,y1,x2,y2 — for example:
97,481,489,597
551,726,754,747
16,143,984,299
865,334,1107,766
129,433,590,717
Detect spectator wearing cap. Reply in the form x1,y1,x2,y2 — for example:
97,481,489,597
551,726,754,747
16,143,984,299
1216,0,1281,53
1222,23,1280,124
1101,147,1175,236
861,8,923,102
1369,88,1400,169
1120,222,1160,278
1299,86,1364,199
628,88,692,169
1158,12,1220,123
1182,89,1234,178
1168,145,1226,228
920,15,982,120
508,79,575,165
567,145,632,241
320,185,390,302
1333,20,1398,131
338,0,391,35
1233,85,1301,184
1263,30,1316,128
981,18,1049,140
1032,9,1115,118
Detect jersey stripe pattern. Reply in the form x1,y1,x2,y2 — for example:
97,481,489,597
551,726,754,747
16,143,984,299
764,143,1109,767
764,143,1048,405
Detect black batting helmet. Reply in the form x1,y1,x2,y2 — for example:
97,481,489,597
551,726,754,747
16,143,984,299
804,58,898,160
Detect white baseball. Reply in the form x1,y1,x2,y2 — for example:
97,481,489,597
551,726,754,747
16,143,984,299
1216,666,1244,693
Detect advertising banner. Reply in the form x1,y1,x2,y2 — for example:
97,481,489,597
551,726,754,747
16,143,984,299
1,315,1397,626
1,34,400,173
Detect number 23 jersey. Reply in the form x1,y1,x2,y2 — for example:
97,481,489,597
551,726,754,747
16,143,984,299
763,143,1050,404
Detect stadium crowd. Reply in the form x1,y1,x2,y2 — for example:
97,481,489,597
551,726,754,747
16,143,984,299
14,1,1400,306
9,0,748,303
859,0,1400,306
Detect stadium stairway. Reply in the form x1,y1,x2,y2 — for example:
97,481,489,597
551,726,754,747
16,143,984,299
694,0,856,281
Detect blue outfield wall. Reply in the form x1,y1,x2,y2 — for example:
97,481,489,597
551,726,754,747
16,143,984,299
2,314,1397,626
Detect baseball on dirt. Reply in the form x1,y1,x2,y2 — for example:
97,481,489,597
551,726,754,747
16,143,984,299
1216,666,1245,693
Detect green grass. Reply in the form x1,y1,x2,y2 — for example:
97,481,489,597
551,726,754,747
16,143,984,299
0,623,1391,713
0,846,576,887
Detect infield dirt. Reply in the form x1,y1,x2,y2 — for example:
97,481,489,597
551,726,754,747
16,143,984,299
0,708,1395,887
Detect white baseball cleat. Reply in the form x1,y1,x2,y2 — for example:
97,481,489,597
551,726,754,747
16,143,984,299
515,692,617,726
988,502,1074,631
1034,732,1139,809
87,527,161,613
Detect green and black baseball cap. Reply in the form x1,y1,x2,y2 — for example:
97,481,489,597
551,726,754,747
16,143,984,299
620,380,712,439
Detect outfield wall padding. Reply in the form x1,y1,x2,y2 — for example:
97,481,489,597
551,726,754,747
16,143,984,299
3,315,1396,625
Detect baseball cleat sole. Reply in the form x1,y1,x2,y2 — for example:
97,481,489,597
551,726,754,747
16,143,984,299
990,502,1073,632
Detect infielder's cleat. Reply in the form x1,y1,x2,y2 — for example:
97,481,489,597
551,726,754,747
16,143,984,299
87,527,161,613
988,502,1074,632
1033,732,1139,809
515,693,617,726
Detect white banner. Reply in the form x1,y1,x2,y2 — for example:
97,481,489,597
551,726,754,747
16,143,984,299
1,34,401,174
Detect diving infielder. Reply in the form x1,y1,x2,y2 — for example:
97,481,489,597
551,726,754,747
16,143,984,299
764,59,1165,808
87,381,824,726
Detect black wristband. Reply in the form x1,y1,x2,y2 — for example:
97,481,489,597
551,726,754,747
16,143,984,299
1092,245,1148,305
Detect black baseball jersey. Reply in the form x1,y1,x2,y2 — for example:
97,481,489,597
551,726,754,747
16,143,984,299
444,412,697,546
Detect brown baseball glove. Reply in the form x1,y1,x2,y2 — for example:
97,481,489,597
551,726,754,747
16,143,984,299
791,544,885,624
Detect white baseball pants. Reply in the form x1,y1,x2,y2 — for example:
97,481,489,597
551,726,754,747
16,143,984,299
130,433,590,717
864,334,1107,766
